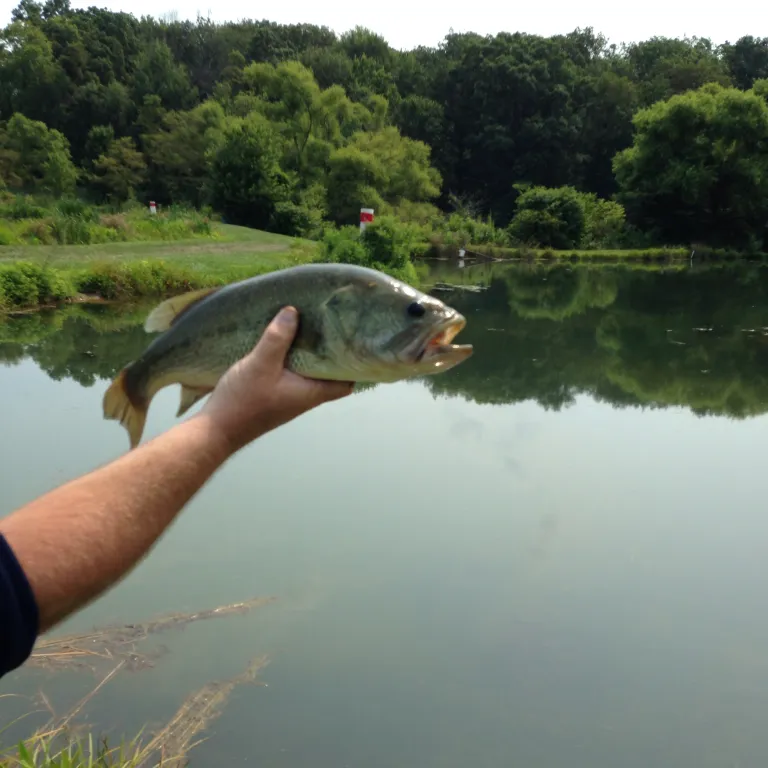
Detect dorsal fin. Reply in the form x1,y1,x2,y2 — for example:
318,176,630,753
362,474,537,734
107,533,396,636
144,287,220,333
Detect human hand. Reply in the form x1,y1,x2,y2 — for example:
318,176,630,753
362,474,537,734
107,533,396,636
199,306,353,454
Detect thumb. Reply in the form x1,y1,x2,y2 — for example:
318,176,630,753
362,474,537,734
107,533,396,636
251,306,299,367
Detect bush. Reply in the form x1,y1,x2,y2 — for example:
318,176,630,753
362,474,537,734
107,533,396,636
54,198,98,221
99,213,132,235
270,201,324,238
0,222,17,245
0,195,47,220
319,216,419,283
49,215,97,244
360,215,420,273
508,185,586,249
20,218,54,244
581,194,627,249
441,211,510,247
75,260,206,300
0,262,76,308
320,225,369,266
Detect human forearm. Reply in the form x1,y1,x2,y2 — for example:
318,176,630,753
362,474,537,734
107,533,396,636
0,412,233,632
0,306,350,665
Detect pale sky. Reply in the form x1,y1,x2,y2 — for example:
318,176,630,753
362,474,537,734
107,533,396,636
0,0,761,51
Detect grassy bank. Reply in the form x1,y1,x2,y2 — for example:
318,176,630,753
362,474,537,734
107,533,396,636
437,243,768,263
0,224,316,312
4,214,766,314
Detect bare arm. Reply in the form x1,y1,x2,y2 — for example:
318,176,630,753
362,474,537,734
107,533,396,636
0,307,351,633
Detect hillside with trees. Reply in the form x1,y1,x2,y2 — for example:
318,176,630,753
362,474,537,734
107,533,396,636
1,2,767,251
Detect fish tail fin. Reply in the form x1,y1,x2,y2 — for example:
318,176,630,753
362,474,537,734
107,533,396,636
103,368,148,450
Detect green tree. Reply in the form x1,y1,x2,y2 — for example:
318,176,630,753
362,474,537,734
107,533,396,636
239,60,347,179
325,145,385,225
143,99,225,205
623,36,732,106
130,39,198,111
613,83,768,249
508,185,586,249
438,32,585,222
0,112,77,194
722,36,768,90
325,127,440,224
0,21,68,125
206,112,294,229
580,193,626,249
91,136,146,202
247,21,336,64
83,124,114,168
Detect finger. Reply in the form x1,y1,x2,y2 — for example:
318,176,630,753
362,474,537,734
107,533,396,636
250,306,299,367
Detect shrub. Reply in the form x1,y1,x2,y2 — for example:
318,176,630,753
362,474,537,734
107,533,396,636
49,215,95,244
0,223,16,245
442,212,510,247
99,213,131,234
0,195,47,220
19,218,54,244
318,216,420,283
581,194,627,249
0,262,76,308
75,260,206,300
360,215,419,273
270,201,324,238
508,185,586,249
54,197,98,221
320,225,369,266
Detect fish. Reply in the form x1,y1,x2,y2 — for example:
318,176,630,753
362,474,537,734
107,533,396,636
103,263,473,449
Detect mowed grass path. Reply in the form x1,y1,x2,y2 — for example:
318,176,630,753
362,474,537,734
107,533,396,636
0,224,317,282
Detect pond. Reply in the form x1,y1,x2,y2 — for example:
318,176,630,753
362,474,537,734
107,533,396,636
3,260,768,767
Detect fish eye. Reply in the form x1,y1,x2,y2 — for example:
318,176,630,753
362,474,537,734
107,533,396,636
407,302,426,318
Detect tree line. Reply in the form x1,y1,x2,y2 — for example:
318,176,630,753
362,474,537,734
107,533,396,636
2,1,768,250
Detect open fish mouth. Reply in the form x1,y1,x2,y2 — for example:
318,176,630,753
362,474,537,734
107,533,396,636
416,314,472,363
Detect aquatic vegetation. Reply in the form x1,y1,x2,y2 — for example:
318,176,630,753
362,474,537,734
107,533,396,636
1,599,275,767
1,656,269,767
27,597,276,674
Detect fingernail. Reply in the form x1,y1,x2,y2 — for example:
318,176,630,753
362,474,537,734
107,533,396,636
277,307,297,326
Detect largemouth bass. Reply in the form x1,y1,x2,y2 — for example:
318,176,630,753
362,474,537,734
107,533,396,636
103,263,473,449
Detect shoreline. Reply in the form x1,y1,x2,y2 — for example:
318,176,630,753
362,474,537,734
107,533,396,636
2,237,767,315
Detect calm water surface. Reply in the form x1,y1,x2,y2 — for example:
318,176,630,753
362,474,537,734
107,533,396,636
3,261,768,767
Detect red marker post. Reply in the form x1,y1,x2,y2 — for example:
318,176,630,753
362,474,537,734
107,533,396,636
359,207,374,232
149,201,157,215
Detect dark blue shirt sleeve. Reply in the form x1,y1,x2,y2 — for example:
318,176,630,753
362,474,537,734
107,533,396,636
0,533,39,679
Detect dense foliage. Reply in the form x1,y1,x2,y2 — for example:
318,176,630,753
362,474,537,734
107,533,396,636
1,2,768,250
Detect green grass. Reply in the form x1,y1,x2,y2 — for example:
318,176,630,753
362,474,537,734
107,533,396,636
0,224,310,272
1,733,152,768
0,224,318,312
457,244,768,262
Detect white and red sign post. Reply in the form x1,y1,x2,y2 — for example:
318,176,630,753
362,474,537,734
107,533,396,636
359,207,374,232
149,201,157,215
